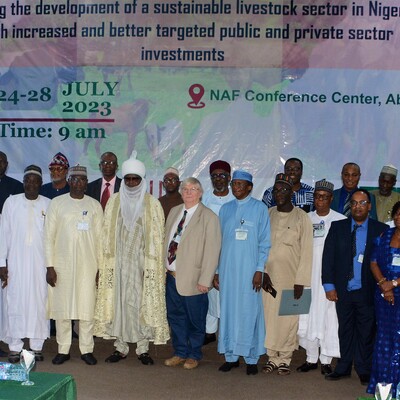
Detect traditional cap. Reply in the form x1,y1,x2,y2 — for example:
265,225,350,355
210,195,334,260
232,169,252,183
24,164,42,178
69,165,87,177
275,173,293,187
210,160,231,174
121,151,146,178
315,179,334,194
164,167,179,178
49,152,69,168
381,164,398,177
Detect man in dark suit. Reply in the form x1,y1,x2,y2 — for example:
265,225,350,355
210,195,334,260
0,151,23,214
322,189,388,385
86,152,121,209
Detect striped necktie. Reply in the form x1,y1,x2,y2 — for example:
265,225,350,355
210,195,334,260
167,210,187,265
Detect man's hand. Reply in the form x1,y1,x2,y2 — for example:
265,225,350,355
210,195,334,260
197,284,209,294
325,289,338,302
213,274,219,290
294,284,304,300
0,266,8,288
262,272,273,291
252,271,262,292
46,267,57,287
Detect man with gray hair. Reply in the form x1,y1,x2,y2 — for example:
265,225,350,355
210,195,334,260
94,152,169,366
0,165,50,363
45,165,103,366
164,177,221,370
371,165,400,223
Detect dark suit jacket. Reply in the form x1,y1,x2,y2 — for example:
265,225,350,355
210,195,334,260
86,177,121,201
322,217,388,305
331,187,378,220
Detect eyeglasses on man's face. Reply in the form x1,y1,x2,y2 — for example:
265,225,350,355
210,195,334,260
100,161,117,166
350,200,369,207
163,178,179,184
272,187,291,194
211,173,228,180
182,187,199,194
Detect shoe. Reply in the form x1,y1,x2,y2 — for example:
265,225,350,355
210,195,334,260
52,353,70,365
296,362,318,372
325,371,351,381
8,351,20,364
321,364,333,375
203,333,216,345
164,356,186,367
30,349,44,362
81,353,97,365
0,349,7,357
183,358,199,370
246,364,258,375
105,351,127,363
138,353,154,365
262,361,278,374
219,360,240,372
359,374,370,386
277,363,291,376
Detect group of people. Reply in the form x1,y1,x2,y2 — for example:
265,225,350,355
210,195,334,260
0,149,399,396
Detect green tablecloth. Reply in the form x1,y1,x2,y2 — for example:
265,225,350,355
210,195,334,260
0,372,76,400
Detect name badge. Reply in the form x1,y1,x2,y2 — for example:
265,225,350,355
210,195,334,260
393,254,400,266
313,223,325,238
235,228,248,241
77,221,89,231
358,253,364,263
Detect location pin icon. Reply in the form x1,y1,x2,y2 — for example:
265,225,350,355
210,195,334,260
188,84,205,109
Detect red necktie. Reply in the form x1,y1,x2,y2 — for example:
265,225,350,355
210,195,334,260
100,183,111,210
168,210,187,265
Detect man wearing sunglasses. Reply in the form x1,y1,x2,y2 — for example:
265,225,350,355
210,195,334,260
159,167,183,220
322,189,388,385
202,160,234,346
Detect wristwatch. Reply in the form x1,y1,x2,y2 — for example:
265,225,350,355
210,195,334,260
392,279,398,287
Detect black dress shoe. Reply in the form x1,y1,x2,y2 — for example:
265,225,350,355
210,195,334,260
359,374,370,386
81,353,97,365
219,360,240,372
325,371,351,381
246,364,258,375
52,353,71,365
203,333,216,345
138,353,154,365
0,349,7,357
105,351,127,363
296,362,318,372
321,364,332,375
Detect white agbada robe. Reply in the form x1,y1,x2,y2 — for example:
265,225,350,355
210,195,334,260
297,209,346,358
0,194,50,341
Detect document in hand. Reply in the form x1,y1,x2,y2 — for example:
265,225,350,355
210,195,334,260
278,288,311,316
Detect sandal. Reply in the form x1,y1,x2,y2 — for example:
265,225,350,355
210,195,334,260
278,363,291,376
32,350,44,362
262,361,278,374
8,351,20,364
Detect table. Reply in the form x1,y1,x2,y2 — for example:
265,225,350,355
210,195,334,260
0,372,76,400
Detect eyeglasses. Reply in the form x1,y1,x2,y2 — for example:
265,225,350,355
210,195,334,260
69,176,87,183
100,161,117,166
314,194,331,201
272,187,291,194
163,178,179,184
350,200,369,207
49,166,66,172
230,181,248,188
211,173,228,180
182,187,199,194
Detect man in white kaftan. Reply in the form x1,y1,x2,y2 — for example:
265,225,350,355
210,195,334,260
94,152,169,365
44,165,103,366
297,179,346,375
263,173,313,376
0,165,50,363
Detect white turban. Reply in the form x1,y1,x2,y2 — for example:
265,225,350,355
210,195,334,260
121,151,146,178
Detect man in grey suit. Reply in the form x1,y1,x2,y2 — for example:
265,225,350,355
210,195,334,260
164,177,221,370
86,152,121,209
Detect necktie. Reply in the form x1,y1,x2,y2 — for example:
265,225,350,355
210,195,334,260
343,192,351,217
100,183,111,210
349,224,361,280
168,210,187,265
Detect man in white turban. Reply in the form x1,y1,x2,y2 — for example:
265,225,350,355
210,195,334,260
94,151,169,365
